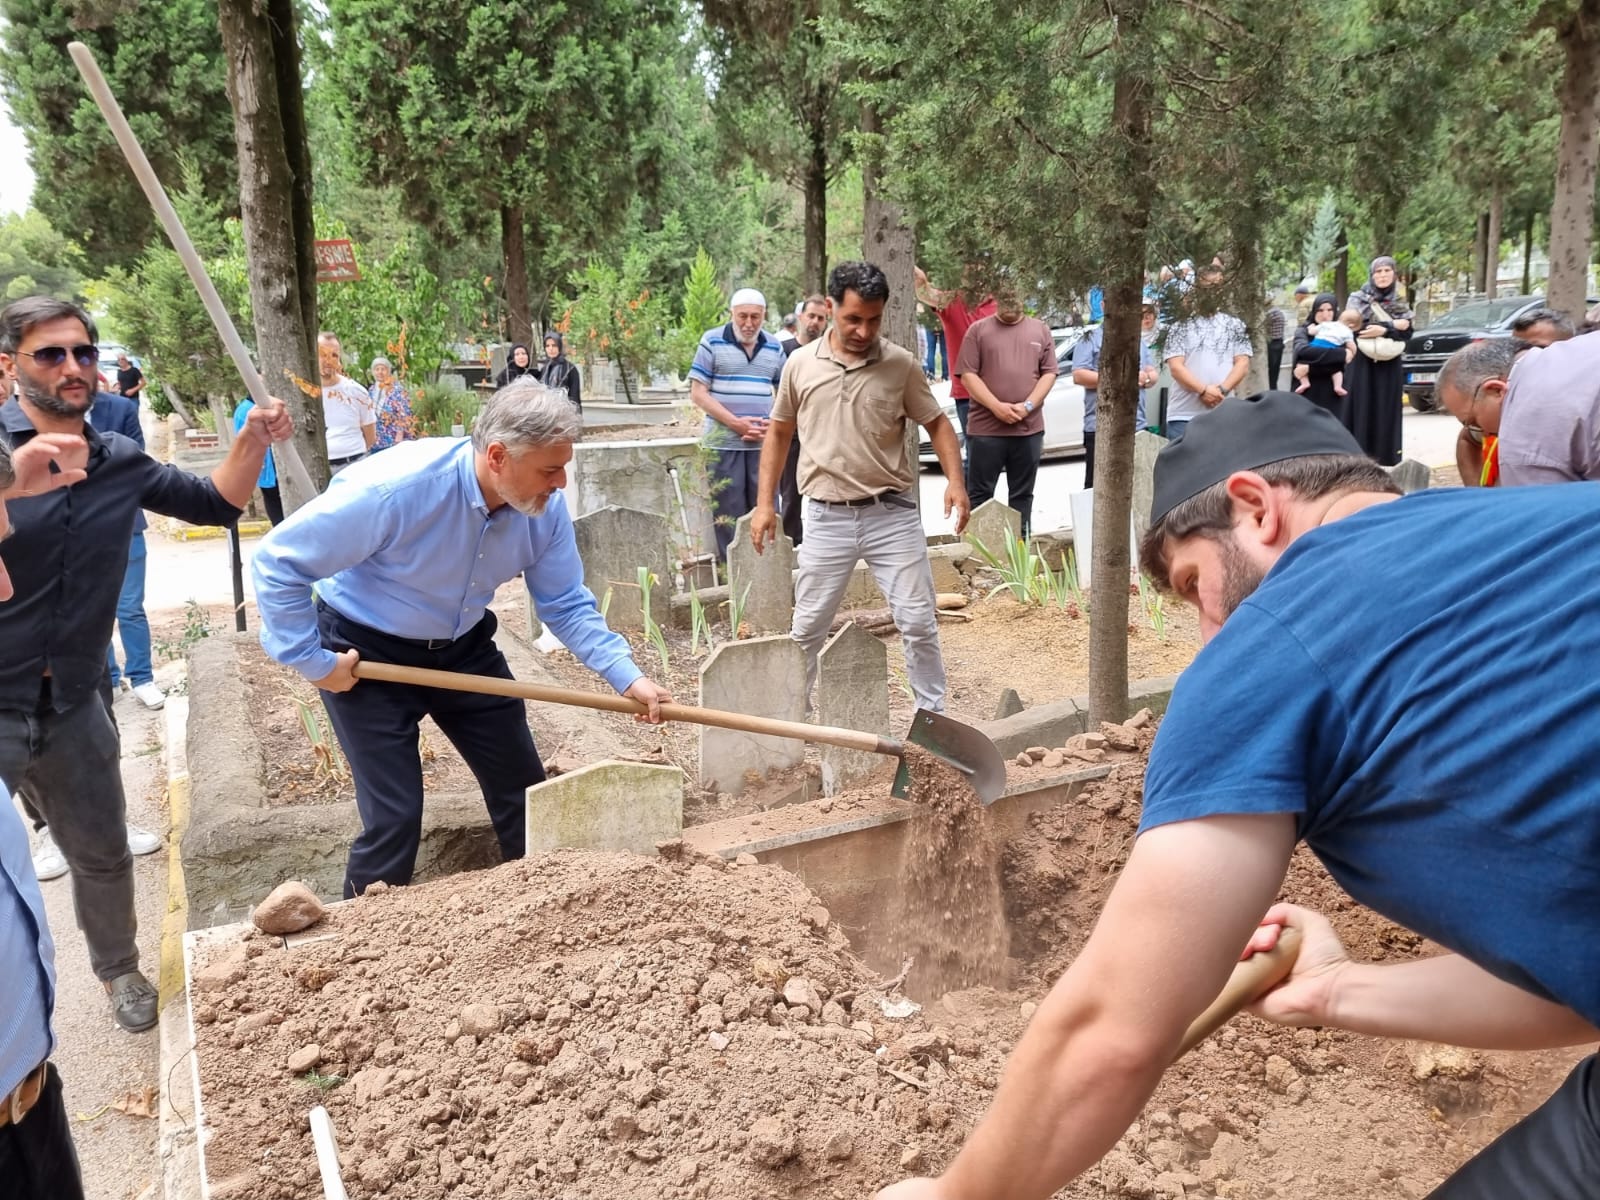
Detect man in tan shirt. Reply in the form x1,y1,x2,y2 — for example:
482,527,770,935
751,261,968,711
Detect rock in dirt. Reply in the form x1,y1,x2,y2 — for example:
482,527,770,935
823,1130,855,1160
251,881,326,935
1014,752,1033,768
707,1031,731,1051
1264,1054,1300,1095
734,852,759,867
1025,746,1049,761
1040,750,1066,769
1178,1110,1218,1150
1126,707,1153,729
1099,722,1139,752
747,1116,798,1168
192,943,248,993
458,1003,502,1038
783,977,823,1011
285,1044,321,1074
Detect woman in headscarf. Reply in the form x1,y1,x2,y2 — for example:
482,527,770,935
495,343,534,387
1342,255,1414,465
1291,293,1353,431
540,332,582,409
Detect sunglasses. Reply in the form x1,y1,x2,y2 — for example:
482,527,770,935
18,344,99,369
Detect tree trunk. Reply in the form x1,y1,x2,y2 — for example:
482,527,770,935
1548,0,1600,320
501,204,533,347
803,102,829,295
219,0,324,508
1333,239,1349,305
1486,184,1503,298
161,381,199,429
1086,1,1154,726
1523,209,1535,294
1472,211,1489,294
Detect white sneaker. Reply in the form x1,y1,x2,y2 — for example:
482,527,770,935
32,830,68,881
131,682,165,710
126,824,163,856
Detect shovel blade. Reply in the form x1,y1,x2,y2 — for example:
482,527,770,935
890,708,1008,805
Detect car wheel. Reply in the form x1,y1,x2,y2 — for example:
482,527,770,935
1407,390,1438,414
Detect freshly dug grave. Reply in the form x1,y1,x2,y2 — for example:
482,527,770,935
191,849,1000,1200
988,724,1590,1199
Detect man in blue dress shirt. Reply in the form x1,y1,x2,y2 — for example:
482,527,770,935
254,378,672,898
0,429,91,1197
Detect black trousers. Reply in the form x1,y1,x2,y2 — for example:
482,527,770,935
260,484,284,526
1083,430,1097,490
0,1066,85,1199
779,436,804,548
1429,1053,1598,1198
316,602,545,897
967,432,1044,537
1266,338,1285,390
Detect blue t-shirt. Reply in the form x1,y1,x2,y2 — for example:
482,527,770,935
688,324,786,452
1070,326,1150,434
1142,485,1600,1026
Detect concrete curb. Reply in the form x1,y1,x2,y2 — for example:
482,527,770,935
156,519,271,543
977,674,1179,756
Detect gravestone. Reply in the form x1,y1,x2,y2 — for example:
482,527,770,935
816,622,890,796
1132,430,1170,543
964,498,1022,558
1388,458,1431,494
699,636,806,795
526,761,683,855
1068,489,1096,589
728,513,795,634
572,506,672,632
993,687,1025,720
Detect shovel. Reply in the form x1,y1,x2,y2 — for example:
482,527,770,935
351,662,1008,804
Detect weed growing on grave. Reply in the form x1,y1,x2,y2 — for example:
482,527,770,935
638,568,671,671
295,698,347,781
1047,549,1087,613
724,581,753,639
301,1070,345,1092
971,529,1050,605
154,599,213,663
599,586,614,622
687,585,716,654
1137,573,1168,640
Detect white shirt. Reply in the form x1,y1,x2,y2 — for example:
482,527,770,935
1163,311,1252,421
323,376,374,459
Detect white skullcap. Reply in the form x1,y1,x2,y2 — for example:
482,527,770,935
729,287,766,309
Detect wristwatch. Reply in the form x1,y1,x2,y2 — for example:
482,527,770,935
1022,401,1035,414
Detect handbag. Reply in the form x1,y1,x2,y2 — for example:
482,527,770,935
1356,299,1407,362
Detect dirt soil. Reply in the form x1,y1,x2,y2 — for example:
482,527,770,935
582,421,702,443
191,850,997,1200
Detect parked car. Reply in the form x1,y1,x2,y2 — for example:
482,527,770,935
920,330,1092,465
1403,295,1595,412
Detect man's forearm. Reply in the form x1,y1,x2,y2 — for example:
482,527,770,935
210,437,272,508
1025,373,1055,407
690,381,742,431
362,423,377,449
1221,356,1250,392
1166,358,1204,394
1071,369,1098,388
756,420,794,508
960,374,1004,413
1329,954,1600,1050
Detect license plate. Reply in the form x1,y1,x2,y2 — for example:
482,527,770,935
1409,372,1436,384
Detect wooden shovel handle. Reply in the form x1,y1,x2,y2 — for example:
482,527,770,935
1175,925,1302,1060
351,660,903,758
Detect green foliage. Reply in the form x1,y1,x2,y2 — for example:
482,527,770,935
1301,190,1344,286
554,252,673,401
0,0,238,269
0,209,85,301
725,582,753,640
687,585,716,655
637,568,670,672
676,248,725,375
971,529,1051,605
1137,574,1167,641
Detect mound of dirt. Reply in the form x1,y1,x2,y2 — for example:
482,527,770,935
192,851,997,1199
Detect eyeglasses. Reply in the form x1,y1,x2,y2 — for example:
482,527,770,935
18,344,98,369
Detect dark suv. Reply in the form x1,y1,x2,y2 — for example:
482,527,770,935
1404,295,1591,412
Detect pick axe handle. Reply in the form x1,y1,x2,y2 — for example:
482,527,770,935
1174,926,1302,1059
352,660,902,757
67,41,317,502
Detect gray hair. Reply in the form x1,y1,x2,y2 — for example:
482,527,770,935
471,377,583,453
1437,338,1525,399
1139,454,1399,591
370,356,393,371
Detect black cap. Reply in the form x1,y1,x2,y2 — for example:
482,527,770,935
1150,391,1364,525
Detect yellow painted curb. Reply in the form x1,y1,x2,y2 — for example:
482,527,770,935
157,772,191,1010
166,520,272,543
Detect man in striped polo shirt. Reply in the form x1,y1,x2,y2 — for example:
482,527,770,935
689,288,787,560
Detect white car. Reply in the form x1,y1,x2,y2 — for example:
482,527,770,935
919,332,1090,465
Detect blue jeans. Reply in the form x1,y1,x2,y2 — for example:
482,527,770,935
105,533,153,687
924,328,947,378
1164,419,1190,442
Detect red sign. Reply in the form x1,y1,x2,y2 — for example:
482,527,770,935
314,238,361,283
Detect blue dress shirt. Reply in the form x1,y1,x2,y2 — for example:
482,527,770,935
252,438,643,693
0,782,56,1096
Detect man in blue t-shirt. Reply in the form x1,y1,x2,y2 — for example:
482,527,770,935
878,391,1599,1200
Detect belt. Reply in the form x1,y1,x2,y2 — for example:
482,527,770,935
328,454,365,468
317,600,469,651
807,490,915,510
0,1063,47,1128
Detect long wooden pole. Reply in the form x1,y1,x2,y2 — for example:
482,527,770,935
66,41,317,503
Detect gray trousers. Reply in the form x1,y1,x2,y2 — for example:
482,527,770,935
792,495,946,711
0,679,137,981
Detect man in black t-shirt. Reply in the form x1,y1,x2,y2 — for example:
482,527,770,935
113,353,143,401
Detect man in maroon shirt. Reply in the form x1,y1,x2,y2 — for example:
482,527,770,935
915,265,997,467
954,290,1057,537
